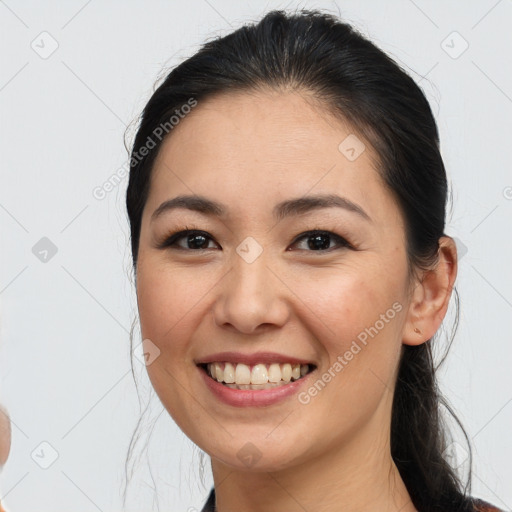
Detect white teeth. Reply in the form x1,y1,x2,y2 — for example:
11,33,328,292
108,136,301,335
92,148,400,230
251,364,268,385
281,363,292,382
205,361,313,387
224,382,283,390
223,362,235,383
268,363,281,383
214,362,223,382
235,363,251,384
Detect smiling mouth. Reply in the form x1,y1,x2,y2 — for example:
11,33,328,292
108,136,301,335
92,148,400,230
199,361,316,390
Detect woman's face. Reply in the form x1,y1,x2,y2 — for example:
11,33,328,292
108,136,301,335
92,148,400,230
135,89,416,471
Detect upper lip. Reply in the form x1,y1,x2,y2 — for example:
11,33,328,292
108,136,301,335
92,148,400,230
194,351,316,367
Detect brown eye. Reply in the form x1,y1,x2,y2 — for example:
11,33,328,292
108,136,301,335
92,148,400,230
159,230,219,251
290,230,352,252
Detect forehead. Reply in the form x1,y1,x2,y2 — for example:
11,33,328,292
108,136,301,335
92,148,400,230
147,89,393,223
154,88,380,165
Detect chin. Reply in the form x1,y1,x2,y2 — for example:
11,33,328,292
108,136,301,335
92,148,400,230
201,433,309,473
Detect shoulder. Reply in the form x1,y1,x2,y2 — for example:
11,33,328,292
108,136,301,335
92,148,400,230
471,497,505,511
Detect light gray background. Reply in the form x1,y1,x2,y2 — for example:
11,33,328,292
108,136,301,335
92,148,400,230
0,1,511,511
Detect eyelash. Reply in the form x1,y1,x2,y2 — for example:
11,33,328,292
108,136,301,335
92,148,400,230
156,225,354,253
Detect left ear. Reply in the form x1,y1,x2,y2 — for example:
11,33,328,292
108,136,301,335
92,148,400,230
402,236,458,346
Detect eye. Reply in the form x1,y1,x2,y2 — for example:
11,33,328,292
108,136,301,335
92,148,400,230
289,230,352,252
157,227,353,252
158,229,219,251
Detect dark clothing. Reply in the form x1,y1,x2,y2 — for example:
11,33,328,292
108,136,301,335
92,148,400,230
200,488,215,512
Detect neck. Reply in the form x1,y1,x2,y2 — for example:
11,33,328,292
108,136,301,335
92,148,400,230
209,400,416,512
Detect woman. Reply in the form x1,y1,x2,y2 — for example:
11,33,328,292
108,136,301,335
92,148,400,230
125,9,503,512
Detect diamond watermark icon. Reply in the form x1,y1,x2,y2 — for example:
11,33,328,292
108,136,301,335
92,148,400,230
236,442,262,468
134,338,161,366
442,441,469,469
31,31,59,59
441,31,469,59
31,441,59,469
338,134,366,161
32,237,58,263
236,236,263,264
453,237,468,261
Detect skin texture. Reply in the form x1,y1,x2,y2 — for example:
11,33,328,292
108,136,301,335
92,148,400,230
135,89,457,512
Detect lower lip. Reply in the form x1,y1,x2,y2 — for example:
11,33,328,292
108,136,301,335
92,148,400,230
198,365,314,407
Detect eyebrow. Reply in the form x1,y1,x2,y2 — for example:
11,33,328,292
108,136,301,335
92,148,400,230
151,193,372,223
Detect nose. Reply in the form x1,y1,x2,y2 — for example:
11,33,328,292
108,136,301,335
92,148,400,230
212,246,290,335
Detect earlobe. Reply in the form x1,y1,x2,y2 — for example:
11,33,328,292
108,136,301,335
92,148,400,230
402,236,458,346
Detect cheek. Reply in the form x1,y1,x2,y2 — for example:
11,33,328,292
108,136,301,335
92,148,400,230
300,263,401,331
293,266,406,385
134,261,214,429
286,274,405,447
136,261,212,349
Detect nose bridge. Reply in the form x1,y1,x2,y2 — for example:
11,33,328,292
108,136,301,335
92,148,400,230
213,237,289,333
233,243,269,294
230,238,274,308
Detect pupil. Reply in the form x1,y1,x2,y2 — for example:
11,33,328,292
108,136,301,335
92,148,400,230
308,234,329,250
189,234,206,249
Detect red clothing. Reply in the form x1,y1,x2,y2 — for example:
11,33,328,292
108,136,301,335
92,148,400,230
473,498,505,511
